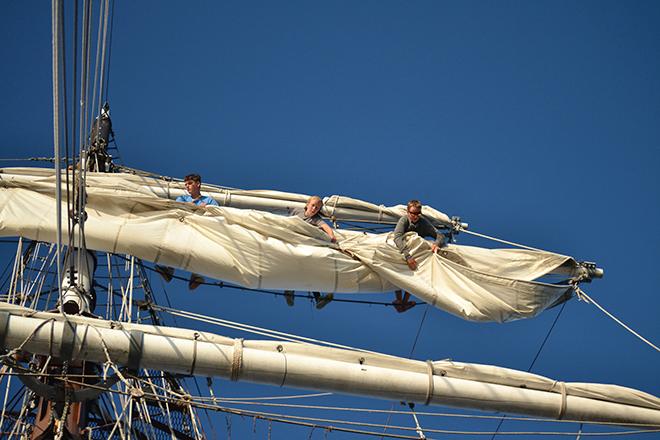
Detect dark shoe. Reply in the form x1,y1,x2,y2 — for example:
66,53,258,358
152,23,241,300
398,300,416,313
155,265,174,283
189,273,205,290
284,290,295,306
315,293,334,310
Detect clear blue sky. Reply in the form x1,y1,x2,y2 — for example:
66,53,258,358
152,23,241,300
1,1,659,439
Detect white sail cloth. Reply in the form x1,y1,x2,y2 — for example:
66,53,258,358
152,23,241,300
0,168,578,322
0,167,454,227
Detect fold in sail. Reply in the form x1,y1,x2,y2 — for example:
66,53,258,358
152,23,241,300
0,168,581,322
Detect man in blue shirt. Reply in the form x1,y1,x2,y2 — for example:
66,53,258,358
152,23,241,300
176,173,219,207
158,174,219,290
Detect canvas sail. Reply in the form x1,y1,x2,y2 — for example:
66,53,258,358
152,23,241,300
0,167,454,226
0,167,581,322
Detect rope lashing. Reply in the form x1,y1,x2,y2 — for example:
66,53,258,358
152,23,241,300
230,338,244,381
553,381,567,420
424,360,434,406
190,332,200,375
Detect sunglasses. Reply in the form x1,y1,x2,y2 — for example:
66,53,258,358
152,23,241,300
408,210,422,215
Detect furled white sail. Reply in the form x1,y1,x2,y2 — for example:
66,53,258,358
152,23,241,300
0,167,456,227
1,302,659,426
0,168,581,322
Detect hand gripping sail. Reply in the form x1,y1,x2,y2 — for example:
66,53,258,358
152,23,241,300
0,167,587,322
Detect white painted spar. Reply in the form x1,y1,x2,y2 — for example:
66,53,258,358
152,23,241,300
0,303,658,427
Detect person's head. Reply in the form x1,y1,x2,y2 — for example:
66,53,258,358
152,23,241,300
305,195,323,217
183,174,202,197
406,199,423,223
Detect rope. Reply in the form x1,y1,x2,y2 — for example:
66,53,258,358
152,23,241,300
182,399,660,428
89,0,104,126
489,301,567,439
149,395,423,439
81,0,93,150
69,372,660,437
575,287,659,352
424,360,434,406
103,0,115,102
88,325,135,391
529,301,567,370
153,304,380,355
230,338,243,381
132,391,660,437
381,305,430,438
0,318,55,361
555,381,567,420
19,355,654,439
58,0,70,179
209,392,333,402
70,0,78,171
77,0,88,164
97,0,110,114
134,258,404,307
408,305,429,357
461,229,546,252
51,0,64,309
0,157,63,162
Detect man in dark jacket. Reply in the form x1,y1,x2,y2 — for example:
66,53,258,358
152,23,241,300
391,199,446,312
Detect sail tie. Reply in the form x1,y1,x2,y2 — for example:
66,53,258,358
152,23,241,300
230,338,244,381
328,195,340,218
278,344,288,387
424,360,434,405
555,380,567,420
190,332,200,375
0,314,56,361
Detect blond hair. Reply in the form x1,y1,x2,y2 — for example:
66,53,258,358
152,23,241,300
307,195,323,206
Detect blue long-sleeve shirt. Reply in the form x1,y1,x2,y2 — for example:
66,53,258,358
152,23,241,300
175,194,219,206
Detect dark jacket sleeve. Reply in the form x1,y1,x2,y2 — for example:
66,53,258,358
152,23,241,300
393,216,411,259
419,217,445,247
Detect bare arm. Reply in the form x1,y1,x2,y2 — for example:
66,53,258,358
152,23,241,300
320,222,337,242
